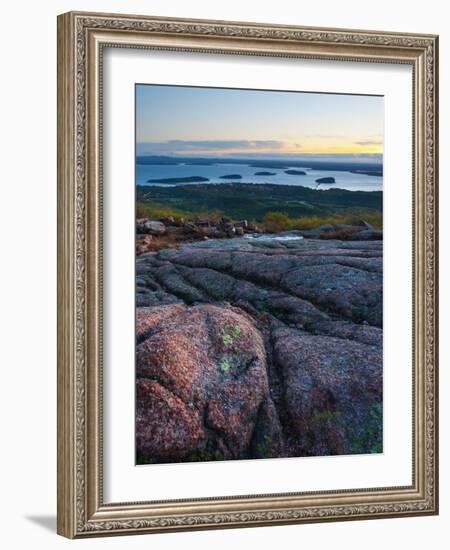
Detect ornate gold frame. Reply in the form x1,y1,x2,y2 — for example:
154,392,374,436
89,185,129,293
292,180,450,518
57,11,439,538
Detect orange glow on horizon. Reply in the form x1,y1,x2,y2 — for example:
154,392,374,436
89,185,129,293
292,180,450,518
168,142,383,157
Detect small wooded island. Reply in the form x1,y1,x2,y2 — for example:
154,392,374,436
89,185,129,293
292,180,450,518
316,176,336,184
285,169,307,175
220,174,242,179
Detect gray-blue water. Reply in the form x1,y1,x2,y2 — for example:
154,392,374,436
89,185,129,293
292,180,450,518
136,162,382,192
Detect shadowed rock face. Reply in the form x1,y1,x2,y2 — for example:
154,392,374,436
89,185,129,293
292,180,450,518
272,327,382,456
136,237,383,463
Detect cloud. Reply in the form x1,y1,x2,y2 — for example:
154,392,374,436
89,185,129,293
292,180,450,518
168,139,283,149
354,139,383,146
304,134,345,139
136,139,286,155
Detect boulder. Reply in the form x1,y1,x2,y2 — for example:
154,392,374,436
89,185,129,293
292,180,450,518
351,229,383,241
355,220,375,230
136,304,283,463
195,217,211,227
142,220,166,235
198,226,221,237
272,326,382,456
235,220,248,228
297,229,322,239
319,224,334,232
136,219,167,235
159,216,175,225
334,223,357,231
182,221,198,234
136,234,153,255
137,379,205,459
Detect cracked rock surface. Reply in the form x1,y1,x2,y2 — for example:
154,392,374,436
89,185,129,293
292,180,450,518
136,237,383,463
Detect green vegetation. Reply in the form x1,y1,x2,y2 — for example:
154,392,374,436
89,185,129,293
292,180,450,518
219,357,232,373
136,201,223,223
263,211,382,231
222,324,242,347
254,433,274,458
350,401,383,454
136,183,382,230
313,409,343,422
219,325,243,373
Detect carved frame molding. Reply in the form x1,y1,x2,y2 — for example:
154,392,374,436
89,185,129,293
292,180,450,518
57,11,438,538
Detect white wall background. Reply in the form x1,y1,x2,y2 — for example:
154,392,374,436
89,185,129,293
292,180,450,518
0,0,447,548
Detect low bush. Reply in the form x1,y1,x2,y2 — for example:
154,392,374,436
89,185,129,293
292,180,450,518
262,211,382,232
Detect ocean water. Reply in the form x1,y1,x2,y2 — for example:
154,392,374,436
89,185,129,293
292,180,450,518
244,233,304,242
136,162,382,192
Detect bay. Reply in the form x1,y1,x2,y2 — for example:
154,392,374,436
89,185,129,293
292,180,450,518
136,162,382,192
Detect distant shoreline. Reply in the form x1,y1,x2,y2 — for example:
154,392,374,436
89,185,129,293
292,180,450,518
136,155,383,175
140,179,377,192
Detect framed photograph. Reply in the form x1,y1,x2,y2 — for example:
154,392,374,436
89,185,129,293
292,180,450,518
57,11,439,538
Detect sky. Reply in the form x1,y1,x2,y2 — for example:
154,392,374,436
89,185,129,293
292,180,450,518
136,84,383,159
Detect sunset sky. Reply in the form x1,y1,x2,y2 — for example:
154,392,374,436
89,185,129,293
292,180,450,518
136,84,383,158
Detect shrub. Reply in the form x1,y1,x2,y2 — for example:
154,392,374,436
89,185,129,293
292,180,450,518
136,202,225,224
319,227,362,240
136,202,188,222
262,212,291,232
137,201,383,232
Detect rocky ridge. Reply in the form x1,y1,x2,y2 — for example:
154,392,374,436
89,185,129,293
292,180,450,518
136,236,383,463
136,216,382,255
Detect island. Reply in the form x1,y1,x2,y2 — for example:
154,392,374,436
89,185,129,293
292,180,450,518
285,169,307,175
185,161,216,166
315,176,336,184
350,169,383,177
255,171,276,176
146,176,209,184
219,174,242,179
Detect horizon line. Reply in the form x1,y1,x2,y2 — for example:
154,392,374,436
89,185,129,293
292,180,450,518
136,152,383,160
